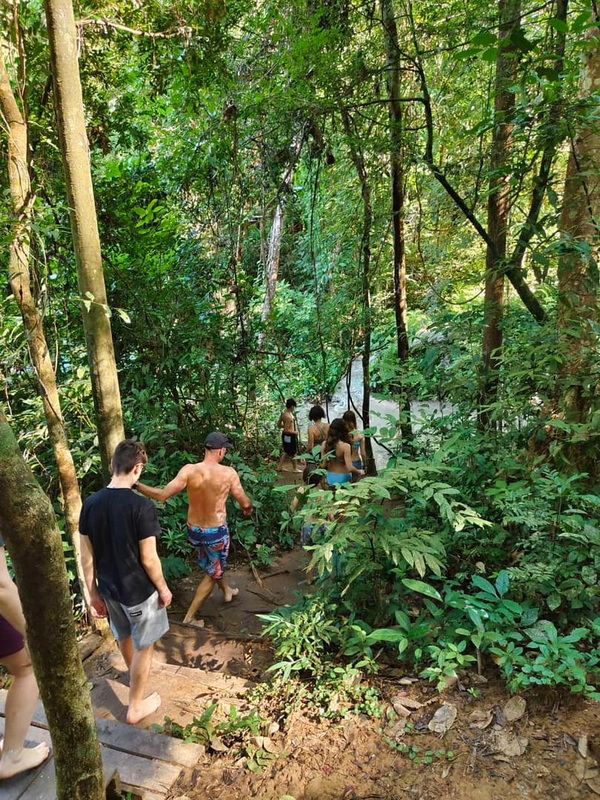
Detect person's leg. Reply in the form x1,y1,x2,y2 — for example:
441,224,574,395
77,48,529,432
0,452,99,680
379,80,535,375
291,438,302,472
118,636,135,670
183,574,215,623
126,644,161,725
0,649,50,779
216,578,239,602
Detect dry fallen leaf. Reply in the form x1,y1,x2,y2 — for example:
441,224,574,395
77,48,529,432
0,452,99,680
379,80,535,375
493,731,528,757
587,778,600,796
503,696,527,723
575,757,599,782
428,703,458,735
388,719,407,741
262,737,279,754
468,708,494,730
392,695,423,714
210,736,228,753
579,735,589,759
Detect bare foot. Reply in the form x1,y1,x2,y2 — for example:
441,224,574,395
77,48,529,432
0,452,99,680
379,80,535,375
0,744,51,779
126,692,161,725
182,615,204,626
223,586,239,603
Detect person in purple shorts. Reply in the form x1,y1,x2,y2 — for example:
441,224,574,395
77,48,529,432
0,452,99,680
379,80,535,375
136,432,252,624
0,529,50,779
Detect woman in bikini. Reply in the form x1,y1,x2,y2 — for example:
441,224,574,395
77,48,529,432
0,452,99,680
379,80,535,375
342,409,367,477
304,405,329,486
307,405,329,451
321,418,364,488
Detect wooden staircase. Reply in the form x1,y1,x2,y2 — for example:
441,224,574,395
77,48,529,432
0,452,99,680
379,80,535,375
0,686,205,799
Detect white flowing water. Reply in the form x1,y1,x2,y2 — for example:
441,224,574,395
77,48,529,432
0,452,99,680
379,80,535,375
296,359,455,471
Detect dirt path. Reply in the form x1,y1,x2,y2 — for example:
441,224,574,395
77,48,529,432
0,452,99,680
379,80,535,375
81,545,600,800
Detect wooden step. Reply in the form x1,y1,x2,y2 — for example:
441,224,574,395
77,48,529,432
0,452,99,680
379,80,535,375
0,718,118,800
0,689,204,799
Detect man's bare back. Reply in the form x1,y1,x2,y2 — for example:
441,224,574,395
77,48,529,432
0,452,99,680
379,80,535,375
182,462,247,527
136,440,251,527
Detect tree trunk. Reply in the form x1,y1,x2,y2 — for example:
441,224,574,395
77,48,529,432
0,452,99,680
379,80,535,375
478,0,520,428
381,0,413,444
507,0,568,283
0,410,104,799
44,0,124,481
412,1,546,324
341,110,377,475
0,42,92,609
260,202,284,333
259,130,304,346
556,19,600,466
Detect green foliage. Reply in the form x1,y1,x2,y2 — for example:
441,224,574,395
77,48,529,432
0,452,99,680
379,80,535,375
160,556,192,583
2,0,599,715
158,704,283,771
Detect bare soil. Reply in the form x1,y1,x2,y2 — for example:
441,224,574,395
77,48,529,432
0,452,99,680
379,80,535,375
163,665,600,800
101,546,600,800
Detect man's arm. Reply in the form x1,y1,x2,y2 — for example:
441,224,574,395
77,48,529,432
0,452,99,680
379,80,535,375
277,413,284,430
230,470,253,517
136,466,188,503
80,534,108,618
139,537,172,608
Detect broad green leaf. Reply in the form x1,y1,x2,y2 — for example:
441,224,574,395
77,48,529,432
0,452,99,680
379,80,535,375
480,47,499,62
495,570,510,598
546,592,562,611
366,628,407,644
472,575,498,597
472,31,497,46
582,566,597,586
402,579,442,602
548,17,568,33
525,620,558,644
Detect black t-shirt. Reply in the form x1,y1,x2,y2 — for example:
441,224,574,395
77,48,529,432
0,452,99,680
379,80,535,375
79,487,161,606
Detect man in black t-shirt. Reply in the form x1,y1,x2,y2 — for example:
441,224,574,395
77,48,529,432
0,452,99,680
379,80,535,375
80,440,172,725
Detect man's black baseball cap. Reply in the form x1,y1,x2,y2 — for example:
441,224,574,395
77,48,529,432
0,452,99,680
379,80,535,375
205,431,234,450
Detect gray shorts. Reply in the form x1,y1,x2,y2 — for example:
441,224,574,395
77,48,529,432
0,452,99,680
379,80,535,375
104,591,169,651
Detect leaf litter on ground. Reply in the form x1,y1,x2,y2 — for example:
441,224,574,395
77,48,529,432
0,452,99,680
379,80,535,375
428,703,458,735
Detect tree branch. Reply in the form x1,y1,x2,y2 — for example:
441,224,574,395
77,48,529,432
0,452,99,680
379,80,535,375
76,18,192,39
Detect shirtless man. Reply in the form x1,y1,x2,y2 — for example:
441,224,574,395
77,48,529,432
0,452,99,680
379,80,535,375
136,432,252,624
277,398,302,473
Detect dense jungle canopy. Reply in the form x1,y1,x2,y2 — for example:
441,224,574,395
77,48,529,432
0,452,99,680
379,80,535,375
0,0,599,796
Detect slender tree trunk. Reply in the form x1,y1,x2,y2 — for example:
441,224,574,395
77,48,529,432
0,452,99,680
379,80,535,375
341,111,377,475
381,0,413,444
44,0,124,481
0,43,93,609
508,0,568,282
260,203,284,332
259,130,304,345
409,0,546,323
556,19,600,471
0,410,103,799
478,0,520,428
